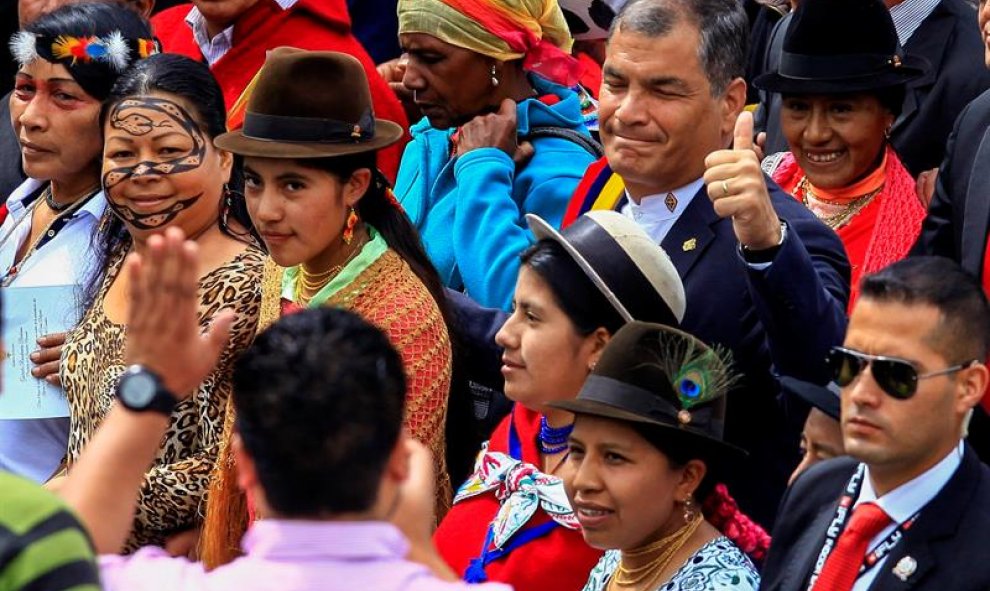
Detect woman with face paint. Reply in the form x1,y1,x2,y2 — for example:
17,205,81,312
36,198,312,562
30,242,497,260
0,3,157,485
57,53,264,552
198,48,454,569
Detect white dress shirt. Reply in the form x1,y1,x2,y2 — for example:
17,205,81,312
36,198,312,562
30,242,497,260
620,178,704,244
0,178,107,483
889,0,940,45
185,0,300,66
849,441,964,591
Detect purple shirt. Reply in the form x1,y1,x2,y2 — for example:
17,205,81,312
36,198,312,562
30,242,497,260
99,521,512,591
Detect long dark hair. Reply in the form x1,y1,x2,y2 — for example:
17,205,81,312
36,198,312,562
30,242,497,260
82,53,258,309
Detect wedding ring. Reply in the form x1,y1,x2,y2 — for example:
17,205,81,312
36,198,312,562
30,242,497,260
721,180,730,197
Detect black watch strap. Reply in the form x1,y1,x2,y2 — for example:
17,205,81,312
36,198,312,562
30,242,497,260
116,365,178,415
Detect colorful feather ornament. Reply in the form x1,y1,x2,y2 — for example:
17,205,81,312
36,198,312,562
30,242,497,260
649,331,737,425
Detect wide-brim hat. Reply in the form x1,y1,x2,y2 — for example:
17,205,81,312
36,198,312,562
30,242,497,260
526,211,685,327
753,0,925,95
550,321,747,467
215,47,404,158
780,377,840,420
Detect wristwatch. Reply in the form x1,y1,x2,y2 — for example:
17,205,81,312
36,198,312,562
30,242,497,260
740,221,788,264
116,365,177,415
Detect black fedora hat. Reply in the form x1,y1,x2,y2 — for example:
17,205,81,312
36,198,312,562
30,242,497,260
753,0,925,95
215,47,404,158
780,377,840,420
550,321,745,462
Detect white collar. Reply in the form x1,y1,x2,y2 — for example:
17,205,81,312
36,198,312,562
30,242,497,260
856,441,964,523
185,0,299,42
625,178,704,223
6,179,107,222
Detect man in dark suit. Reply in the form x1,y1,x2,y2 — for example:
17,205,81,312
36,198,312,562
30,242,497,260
762,257,990,591
756,0,990,178
913,0,990,459
560,0,850,526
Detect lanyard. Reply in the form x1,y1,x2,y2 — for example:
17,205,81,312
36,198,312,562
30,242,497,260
462,408,560,583
806,464,919,590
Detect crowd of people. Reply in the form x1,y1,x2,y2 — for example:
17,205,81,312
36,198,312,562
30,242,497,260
1,0,990,590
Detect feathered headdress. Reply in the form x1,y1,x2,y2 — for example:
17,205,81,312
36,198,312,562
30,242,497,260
9,31,160,71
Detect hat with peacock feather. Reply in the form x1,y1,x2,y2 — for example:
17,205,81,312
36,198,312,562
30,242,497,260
550,320,745,460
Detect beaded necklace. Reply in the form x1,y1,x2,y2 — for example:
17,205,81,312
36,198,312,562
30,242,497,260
538,415,573,455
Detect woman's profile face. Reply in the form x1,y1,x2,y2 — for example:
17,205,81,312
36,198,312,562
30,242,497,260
11,60,103,184
495,265,604,411
566,415,694,551
102,92,232,240
399,32,500,129
780,93,894,189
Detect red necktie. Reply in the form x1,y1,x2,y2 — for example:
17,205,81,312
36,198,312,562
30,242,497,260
812,502,891,591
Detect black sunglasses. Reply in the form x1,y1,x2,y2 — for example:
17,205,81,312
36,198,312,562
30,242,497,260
827,346,976,400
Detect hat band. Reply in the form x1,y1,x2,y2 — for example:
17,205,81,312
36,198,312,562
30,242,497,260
242,110,376,144
579,374,720,433
778,51,902,81
564,216,680,327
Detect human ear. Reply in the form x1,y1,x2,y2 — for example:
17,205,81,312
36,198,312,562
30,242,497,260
345,168,373,207
720,77,748,139
674,459,708,500
586,327,612,370
956,362,989,414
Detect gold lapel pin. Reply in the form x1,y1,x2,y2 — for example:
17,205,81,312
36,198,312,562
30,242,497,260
892,556,917,581
682,238,697,252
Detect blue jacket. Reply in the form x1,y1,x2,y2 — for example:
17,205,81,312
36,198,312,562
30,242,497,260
395,76,596,310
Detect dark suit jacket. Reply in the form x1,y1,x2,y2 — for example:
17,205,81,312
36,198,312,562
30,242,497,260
455,176,850,527
915,89,990,276
0,93,25,199
756,0,990,177
762,445,990,591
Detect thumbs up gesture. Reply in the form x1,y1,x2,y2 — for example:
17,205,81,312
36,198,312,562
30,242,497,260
703,111,782,251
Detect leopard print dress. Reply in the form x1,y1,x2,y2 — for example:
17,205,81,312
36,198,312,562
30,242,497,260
60,245,263,551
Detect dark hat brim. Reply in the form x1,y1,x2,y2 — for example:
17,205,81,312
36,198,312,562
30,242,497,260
214,119,405,158
779,376,841,420
753,59,925,95
550,397,748,472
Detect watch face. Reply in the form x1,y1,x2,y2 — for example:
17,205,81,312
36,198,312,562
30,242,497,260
122,372,157,407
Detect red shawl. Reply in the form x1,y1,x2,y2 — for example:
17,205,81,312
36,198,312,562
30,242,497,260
433,405,603,591
772,148,926,308
151,0,409,181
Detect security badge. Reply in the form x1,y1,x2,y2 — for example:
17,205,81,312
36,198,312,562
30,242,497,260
892,556,917,581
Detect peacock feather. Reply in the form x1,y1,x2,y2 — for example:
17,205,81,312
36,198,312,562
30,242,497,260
647,330,738,410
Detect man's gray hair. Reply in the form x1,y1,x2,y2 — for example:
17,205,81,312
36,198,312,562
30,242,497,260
608,0,748,97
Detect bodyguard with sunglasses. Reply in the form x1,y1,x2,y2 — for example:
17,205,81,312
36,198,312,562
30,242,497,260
762,256,990,591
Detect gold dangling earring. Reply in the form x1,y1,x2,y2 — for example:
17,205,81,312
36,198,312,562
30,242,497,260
682,497,697,523
490,64,499,88
342,207,359,245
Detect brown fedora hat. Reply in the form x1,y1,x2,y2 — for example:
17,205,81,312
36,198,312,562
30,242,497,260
215,47,404,158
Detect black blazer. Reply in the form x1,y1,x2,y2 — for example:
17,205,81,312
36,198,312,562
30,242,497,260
756,0,990,177
915,89,990,278
761,445,990,591
454,177,851,527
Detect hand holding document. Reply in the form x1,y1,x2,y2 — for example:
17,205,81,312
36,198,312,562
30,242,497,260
0,285,79,419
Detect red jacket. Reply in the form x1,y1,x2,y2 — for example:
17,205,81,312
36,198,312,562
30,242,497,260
434,405,603,591
151,0,409,181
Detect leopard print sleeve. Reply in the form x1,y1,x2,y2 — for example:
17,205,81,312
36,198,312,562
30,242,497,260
126,248,263,549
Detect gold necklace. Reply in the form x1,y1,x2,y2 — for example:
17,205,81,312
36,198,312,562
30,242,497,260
797,176,882,230
608,513,703,590
293,234,368,305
